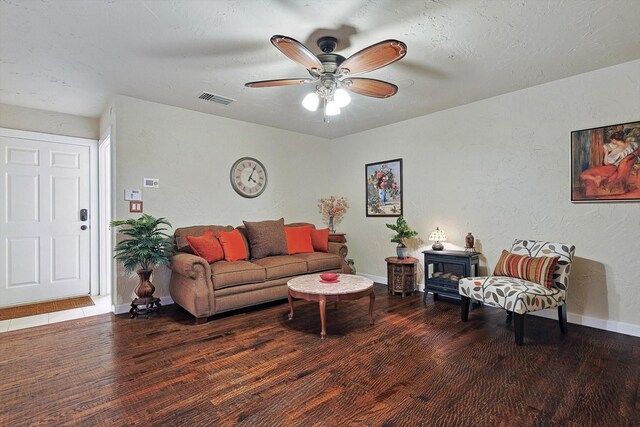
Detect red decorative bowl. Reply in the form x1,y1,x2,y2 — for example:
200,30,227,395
320,273,339,282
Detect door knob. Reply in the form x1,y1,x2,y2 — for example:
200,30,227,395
81,225,88,230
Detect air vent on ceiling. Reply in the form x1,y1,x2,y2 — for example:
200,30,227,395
198,91,235,105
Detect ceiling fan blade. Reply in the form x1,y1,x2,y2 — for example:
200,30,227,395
342,78,398,98
338,40,407,75
245,78,312,88
270,35,324,72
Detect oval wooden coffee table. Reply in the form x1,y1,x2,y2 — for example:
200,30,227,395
287,274,375,339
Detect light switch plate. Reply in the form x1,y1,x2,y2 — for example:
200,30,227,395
129,201,143,213
143,178,160,188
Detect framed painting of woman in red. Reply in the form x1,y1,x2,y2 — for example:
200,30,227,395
571,120,640,202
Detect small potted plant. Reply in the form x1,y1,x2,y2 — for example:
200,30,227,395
111,214,174,300
386,216,418,259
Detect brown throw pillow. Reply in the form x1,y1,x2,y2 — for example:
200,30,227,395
242,218,288,259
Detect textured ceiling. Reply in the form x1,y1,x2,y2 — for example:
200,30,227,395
1,0,639,139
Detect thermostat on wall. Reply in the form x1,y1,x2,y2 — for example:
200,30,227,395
124,189,142,201
143,178,160,188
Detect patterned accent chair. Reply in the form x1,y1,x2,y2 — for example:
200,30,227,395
459,239,575,345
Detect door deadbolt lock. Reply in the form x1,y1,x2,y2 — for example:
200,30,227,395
80,209,88,221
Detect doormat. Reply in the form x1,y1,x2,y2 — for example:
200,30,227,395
0,296,95,321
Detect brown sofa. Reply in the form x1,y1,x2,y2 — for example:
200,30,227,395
169,222,349,324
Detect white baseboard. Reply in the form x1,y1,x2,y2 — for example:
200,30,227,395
360,273,429,293
360,272,640,338
112,295,174,315
359,273,387,285
528,309,640,338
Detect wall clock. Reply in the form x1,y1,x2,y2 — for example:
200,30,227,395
230,157,267,198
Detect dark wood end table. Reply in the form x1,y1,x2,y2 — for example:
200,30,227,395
385,256,419,297
328,233,347,243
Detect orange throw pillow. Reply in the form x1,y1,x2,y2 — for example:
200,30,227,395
218,229,248,262
285,225,314,254
310,228,330,252
186,229,224,263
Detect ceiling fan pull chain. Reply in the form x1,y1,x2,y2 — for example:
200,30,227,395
323,97,331,125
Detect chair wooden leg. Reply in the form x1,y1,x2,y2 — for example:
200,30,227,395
514,313,524,346
461,296,471,322
558,304,568,334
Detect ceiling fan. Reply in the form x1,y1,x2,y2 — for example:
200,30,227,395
245,35,407,119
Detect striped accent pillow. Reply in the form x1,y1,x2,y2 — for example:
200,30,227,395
493,250,560,288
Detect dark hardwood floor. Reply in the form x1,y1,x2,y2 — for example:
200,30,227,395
1,284,638,426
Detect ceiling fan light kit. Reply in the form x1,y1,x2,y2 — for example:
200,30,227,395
301,75,352,118
245,34,406,122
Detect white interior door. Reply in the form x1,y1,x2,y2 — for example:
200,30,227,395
0,134,91,307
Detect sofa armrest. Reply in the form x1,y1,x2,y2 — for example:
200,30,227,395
327,242,350,273
169,252,215,321
170,252,212,280
328,242,348,259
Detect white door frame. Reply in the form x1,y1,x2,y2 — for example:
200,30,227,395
0,127,99,296
98,130,112,297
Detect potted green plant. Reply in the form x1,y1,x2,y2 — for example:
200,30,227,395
386,216,418,259
111,214,174,300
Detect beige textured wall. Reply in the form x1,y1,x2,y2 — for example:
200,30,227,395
2,58,638,331
329,59,640,330
110,96,332,306
0,103,99,139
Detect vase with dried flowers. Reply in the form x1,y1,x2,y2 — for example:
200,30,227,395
318,196,349,233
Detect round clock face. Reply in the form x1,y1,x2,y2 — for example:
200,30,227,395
230,157,267,198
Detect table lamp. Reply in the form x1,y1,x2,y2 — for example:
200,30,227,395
429,227,446,250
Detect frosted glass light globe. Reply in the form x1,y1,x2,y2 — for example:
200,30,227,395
302,93,319,111
325,100,341,116
334,88,351,108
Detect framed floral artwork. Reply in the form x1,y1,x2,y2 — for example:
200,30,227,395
571,120,640,202
365,158,402,216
